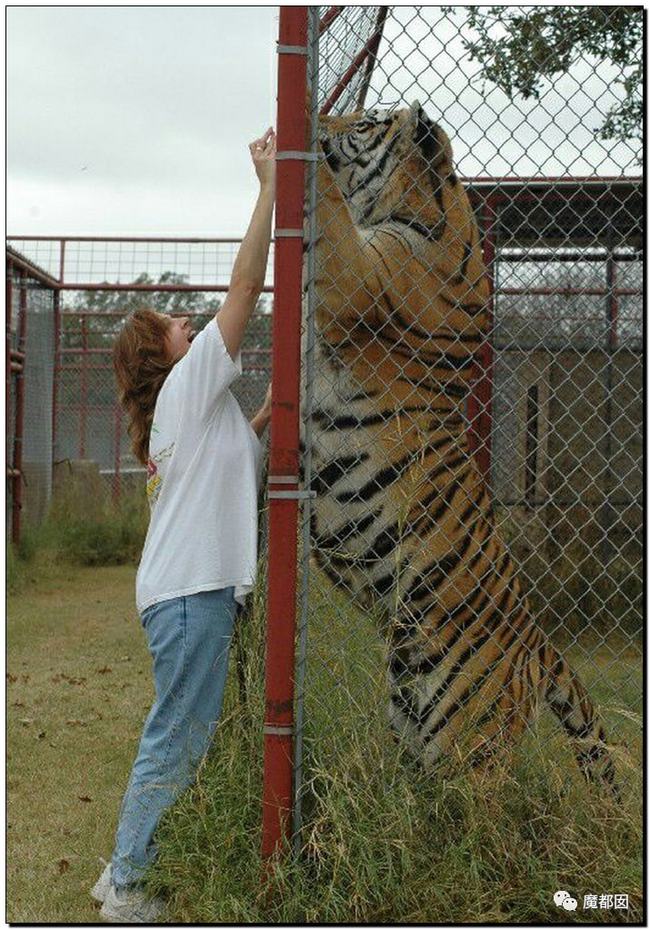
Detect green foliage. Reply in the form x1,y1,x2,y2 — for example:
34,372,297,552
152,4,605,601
7,541,25,595
48,492,149,566
452,6,642,147
7,523,52,594
10,491,150,572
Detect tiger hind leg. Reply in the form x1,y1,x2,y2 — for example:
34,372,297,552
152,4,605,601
538,639,621,802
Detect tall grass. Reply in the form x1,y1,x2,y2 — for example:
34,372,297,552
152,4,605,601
7,489,149,593
144,560,642,924
7,494,642,922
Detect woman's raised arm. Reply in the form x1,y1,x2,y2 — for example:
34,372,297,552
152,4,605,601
215,128,276,361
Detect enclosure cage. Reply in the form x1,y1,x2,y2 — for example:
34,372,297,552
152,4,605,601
5,236,275,538
6,247,59,543
262,5,643,865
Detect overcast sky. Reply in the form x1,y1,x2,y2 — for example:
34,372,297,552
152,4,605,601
8,6,640,239
7,6,279,236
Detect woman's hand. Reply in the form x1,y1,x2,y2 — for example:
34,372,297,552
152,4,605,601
249,382,272,438
261,382,272,415
249,128,276,192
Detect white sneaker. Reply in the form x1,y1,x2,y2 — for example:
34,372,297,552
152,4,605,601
99,882,167,924
91,858,112,903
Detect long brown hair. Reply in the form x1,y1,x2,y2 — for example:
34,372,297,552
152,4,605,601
112,308,175,466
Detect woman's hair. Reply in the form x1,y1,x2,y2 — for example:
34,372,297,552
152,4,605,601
112,308,175,466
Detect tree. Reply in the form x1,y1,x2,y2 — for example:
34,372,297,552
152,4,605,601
455,7,642,148
60,271,272,358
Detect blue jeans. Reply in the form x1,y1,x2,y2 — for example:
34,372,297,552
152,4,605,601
110,587,237,890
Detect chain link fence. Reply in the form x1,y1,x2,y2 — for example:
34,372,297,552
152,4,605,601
288,5,642,849
6,249,58,542
6,237,274,510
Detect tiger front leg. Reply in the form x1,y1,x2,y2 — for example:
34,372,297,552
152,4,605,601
314,158,383,335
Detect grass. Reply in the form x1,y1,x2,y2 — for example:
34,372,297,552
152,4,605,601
7,540,643,924
7,554,153,922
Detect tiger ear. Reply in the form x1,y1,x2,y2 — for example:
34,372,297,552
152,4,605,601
413,109,441,168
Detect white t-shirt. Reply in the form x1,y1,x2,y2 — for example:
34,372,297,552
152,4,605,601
135,317,265,614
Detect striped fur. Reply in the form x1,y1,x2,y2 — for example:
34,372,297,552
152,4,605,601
303,101,619,799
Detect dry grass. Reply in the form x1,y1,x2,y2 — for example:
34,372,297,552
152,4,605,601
7,548,643,923
7,552,153,923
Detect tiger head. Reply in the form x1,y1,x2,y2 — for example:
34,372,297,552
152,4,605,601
318,101,456,226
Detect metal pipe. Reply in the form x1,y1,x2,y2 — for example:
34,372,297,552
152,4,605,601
292,4,320,858
4,251,60,289
60,308,273,317
13,269,28,544
8,235,260,243
355,7,388,110
498,286,639,298
80,316,88,458
600,226,618,564
318,6,344,34
495,250,639,263
53,283,274,293
321,28,385,114
261,5,308,862
52,289,61,460
6,258,13,529
467,195,496,482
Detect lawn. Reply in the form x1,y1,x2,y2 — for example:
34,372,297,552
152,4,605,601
7,548,643,923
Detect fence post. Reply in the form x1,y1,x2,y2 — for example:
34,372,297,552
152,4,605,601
13,269,28,545
468,193,496,482
80,315,88,458
261,5,308,860
52,288,60,460
6,258,13,535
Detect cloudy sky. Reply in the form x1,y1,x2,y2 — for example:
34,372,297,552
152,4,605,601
7,6,279,235
8,6,640,238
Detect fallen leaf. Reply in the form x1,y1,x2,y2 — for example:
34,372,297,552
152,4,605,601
19,718,34,726
58,859,70,874
96,666,113,674
12,701,25,708
21,674,30,683
6,673,17,683
66,719,86,727
78,795,92,803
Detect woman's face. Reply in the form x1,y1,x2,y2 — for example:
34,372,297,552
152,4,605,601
160,313,195,362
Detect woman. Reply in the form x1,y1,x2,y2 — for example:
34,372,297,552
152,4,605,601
92,127,276,923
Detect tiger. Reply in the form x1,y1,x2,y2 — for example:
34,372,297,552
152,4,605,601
300,99,620,800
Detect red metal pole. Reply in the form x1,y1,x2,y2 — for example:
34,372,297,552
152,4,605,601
607,251,618,351
355,7,388,111
52,289,61,457
321,32,383,115
59,239,66,285
80,316,88,458
319,6,344,34
468,195,496,481
261,5,308,861
6,258,13,527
